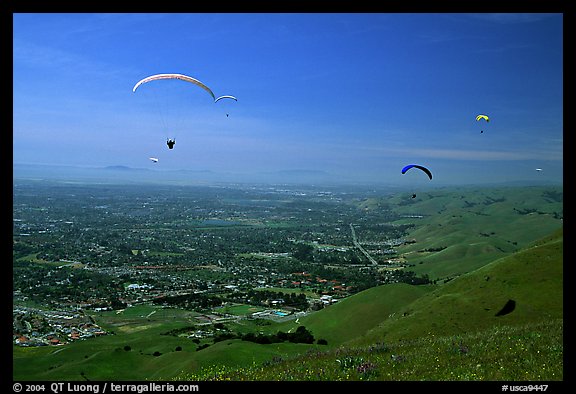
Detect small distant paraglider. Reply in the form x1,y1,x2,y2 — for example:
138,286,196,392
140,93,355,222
476,114,489,133
149,157,159,163
215,95,237,117
535,168,543,172
214,95,237,103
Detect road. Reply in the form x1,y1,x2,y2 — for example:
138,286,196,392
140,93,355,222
349,223,379,266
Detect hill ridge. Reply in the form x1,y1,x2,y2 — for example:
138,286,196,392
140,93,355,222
347,226,562,346
176,227,563,381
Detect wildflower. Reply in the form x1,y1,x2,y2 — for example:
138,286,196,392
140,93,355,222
391,354,406,363
356,361,377,375
368,342,389,353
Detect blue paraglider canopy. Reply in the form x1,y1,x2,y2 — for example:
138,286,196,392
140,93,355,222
401,164,432,180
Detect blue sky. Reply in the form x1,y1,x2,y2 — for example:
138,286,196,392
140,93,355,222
13,13,563,185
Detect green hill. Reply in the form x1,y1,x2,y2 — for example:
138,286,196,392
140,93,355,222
388,186,563,280
181,318,562,381
176,227,563,381
289,283,434,346
14,186,563,381
350,227,563,345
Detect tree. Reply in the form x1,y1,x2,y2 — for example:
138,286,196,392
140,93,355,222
288,326,315,344
293,243,314,262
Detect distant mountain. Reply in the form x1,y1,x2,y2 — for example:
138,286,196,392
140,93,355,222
254,169,340,184
103,165,143,171
13,162,562,188
272,169,333,177
13,163,350,186
13,163,157,184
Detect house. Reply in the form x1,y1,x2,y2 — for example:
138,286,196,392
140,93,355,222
320,295,336,305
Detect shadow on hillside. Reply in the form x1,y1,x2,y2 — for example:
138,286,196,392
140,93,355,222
495,299,516,316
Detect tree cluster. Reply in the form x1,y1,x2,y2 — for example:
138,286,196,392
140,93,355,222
212,325,321,345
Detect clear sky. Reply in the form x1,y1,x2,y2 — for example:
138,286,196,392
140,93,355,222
12,12,564,186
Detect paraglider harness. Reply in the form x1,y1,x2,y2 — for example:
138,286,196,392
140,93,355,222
167,139,176,149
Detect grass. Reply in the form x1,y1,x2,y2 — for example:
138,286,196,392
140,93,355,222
13,185,563,382
283,283,434,346
174,225,564,381
389,185,563,280
175,318,562,381
14,226,563,381
350,227,562,345
216,303,264,316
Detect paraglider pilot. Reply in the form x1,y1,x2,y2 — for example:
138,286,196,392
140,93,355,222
166,139,176,149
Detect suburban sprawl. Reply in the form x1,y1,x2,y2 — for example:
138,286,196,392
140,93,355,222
13,181,430,347
12,179,563,381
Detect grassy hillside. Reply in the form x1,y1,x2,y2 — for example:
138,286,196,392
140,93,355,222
351,227,563,345
12,285,435,381
175,227,563,381
12,302,314,381
288,283,434,346
386,185,563,280
14,186,563,381
179,319,562,381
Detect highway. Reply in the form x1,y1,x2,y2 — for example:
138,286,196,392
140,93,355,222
349,224,379,266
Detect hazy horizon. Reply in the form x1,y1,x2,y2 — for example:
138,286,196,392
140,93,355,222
13,13,563,186
12,161,562,189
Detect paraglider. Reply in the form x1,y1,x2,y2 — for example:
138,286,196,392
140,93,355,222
214,95,238,103
476,114,489,133
149,157,159,163
535,168,543,172
402,164,432,200
401,164,433,180
132,73,216,100
215,95,237,117
133,73,217,149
